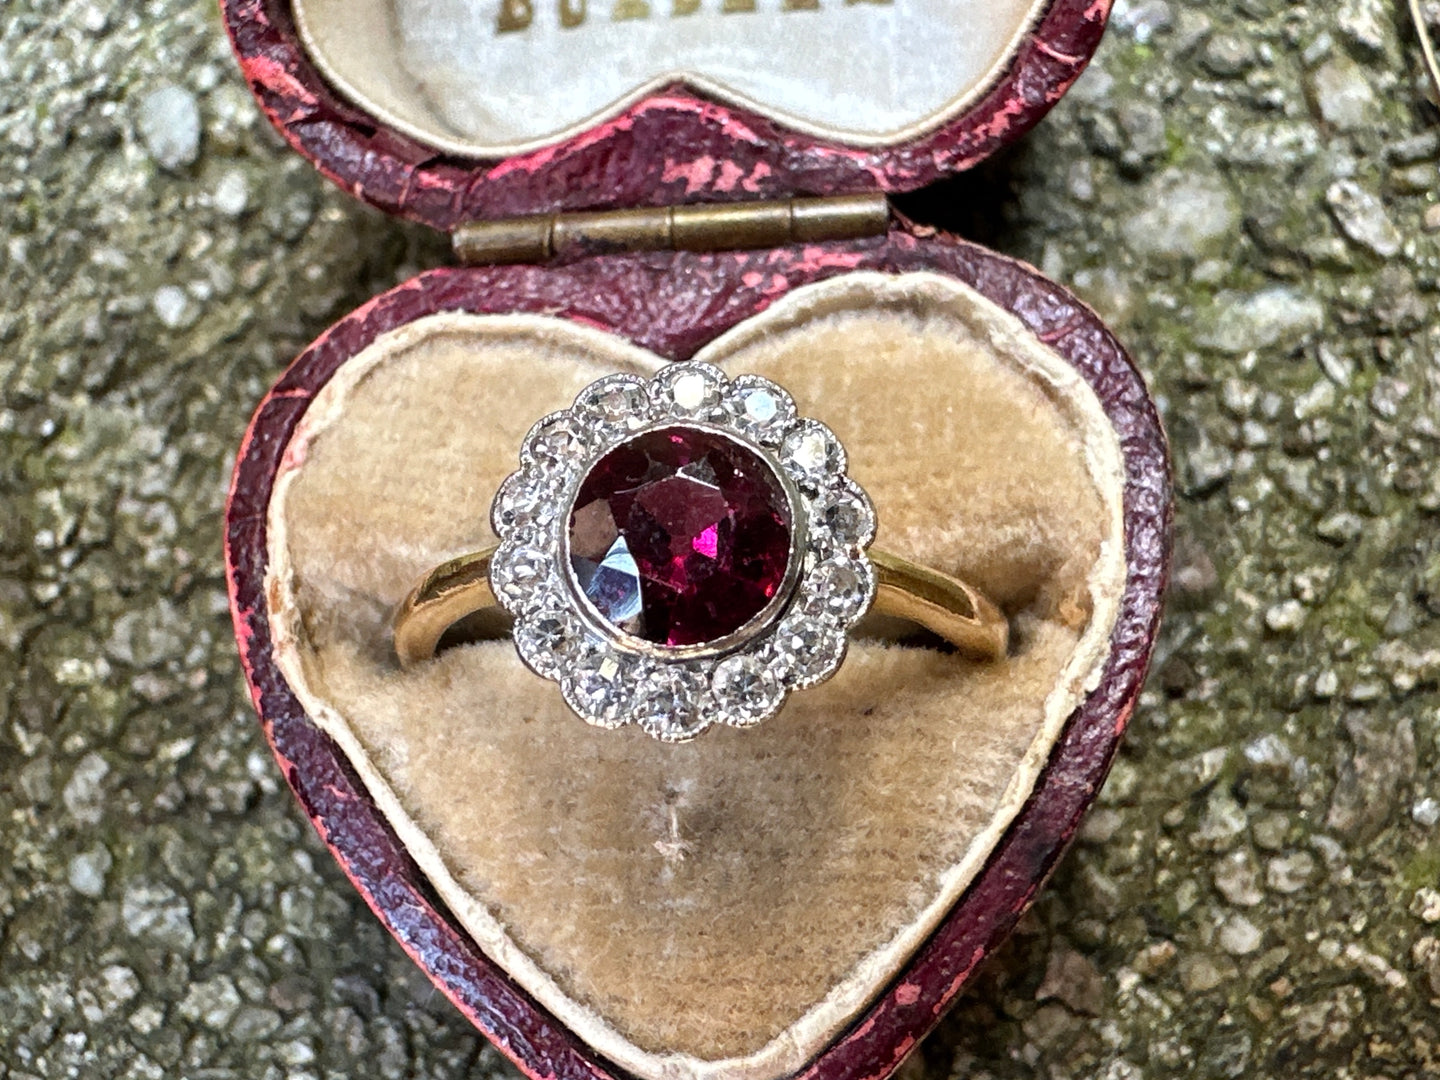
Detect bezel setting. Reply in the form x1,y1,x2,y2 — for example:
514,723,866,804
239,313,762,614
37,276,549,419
489,363,877,741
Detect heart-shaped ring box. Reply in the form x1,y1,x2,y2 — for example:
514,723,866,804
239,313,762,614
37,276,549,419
222,4,1171,1080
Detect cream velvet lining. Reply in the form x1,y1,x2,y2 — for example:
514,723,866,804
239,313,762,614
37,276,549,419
292,0,1050,158
265,273,1127,1080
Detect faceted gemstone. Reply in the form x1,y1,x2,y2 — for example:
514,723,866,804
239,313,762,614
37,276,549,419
711,653,784,725
657,364,724,417
492,471,554,538
568,426,793,647
515,607,579,677
773,617,846,688
811,484,875,552
800,558,873,624
565,652,632,728
490,545,550,610
727,377,794,443
633,666,709,740
576,375,649,432
780,422,844,491
526,416,588,473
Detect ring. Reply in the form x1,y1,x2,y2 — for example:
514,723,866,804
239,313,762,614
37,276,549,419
393,362,1008,741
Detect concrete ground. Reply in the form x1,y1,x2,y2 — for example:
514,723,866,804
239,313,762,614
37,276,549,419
2,1,1439,1077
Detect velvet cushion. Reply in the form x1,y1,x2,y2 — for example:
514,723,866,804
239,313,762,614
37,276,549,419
264,272,1126,1080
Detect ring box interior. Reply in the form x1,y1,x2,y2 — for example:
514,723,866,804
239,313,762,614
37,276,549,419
292,0,1055,157
221,5,1171,1080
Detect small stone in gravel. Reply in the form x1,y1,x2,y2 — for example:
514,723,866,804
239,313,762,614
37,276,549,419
230,1005,283,1040
1327,714,1416,840
1309,56,1381,132
122,881,195,950
1113,0,1174,42
1184,434,1235,494
213,169,249,217
1201,34,1256,76
277,1039,317,1067
1316,512,1364,544
1412,797,1440,827
1265,600,1306,633
178,975,242,1029
137,85,201,170
97,965,141,1011
1244,734,1293,769
1219,914,1263,956
68,844,113,897
1179,954,1228,993
1252,813,1290,851
1414,938,1440,995
1196,789,1248,850
1199,288,1325,354
152,285,196,329
1133,939,1178,977
1293,381,1336,421
1122,168,1239,260
1326,180,1403,258
1412,888,1440,923
1343,943,1408,990
1036,946,1106,1015
62,751,110,825
1214,848,1264,905
1337,0,1390,52
128,1004,165,1036
1266,852,1317,893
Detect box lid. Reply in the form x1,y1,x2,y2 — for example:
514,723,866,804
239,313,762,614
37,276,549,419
222,0,1111,231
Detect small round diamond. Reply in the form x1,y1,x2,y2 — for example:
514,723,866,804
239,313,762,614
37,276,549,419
780,422,845,492
489,544,551,613
654,362,725,418
800,557,875,625
773,618,846,689
514,607,582,677
574,375,650,434
563,652,634,729
523,414,589,474
634,666,710,741
711,653,784,726
810,483,876,553
727,376,796,444
492,471,555,539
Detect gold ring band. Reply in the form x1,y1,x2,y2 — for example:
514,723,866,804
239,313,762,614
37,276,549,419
393,545,1008,668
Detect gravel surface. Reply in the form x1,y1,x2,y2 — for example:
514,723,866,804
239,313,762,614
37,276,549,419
3,1,1439,1078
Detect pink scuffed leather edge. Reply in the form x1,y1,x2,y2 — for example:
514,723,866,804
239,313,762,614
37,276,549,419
225,224,1171,1080
218,0,1112,229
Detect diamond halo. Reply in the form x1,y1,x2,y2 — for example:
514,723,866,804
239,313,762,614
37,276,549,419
490,362,877,741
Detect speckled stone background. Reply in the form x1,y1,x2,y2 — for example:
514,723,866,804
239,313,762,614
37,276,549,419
3,1,1440,1077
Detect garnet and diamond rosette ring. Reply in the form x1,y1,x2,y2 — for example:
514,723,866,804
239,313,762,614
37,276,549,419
393,361,1007,742
493,361,873,740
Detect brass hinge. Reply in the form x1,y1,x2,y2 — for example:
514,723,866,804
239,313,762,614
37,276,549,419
452,193,889,265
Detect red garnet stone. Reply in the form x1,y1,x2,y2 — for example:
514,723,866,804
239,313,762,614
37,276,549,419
567,426,793,648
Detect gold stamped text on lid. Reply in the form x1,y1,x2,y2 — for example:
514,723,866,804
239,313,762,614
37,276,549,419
497,0,891,32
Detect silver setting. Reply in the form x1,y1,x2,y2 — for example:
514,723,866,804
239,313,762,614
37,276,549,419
490,361,878,741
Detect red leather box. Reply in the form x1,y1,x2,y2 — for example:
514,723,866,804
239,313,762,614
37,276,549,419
222,5,1170,1080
